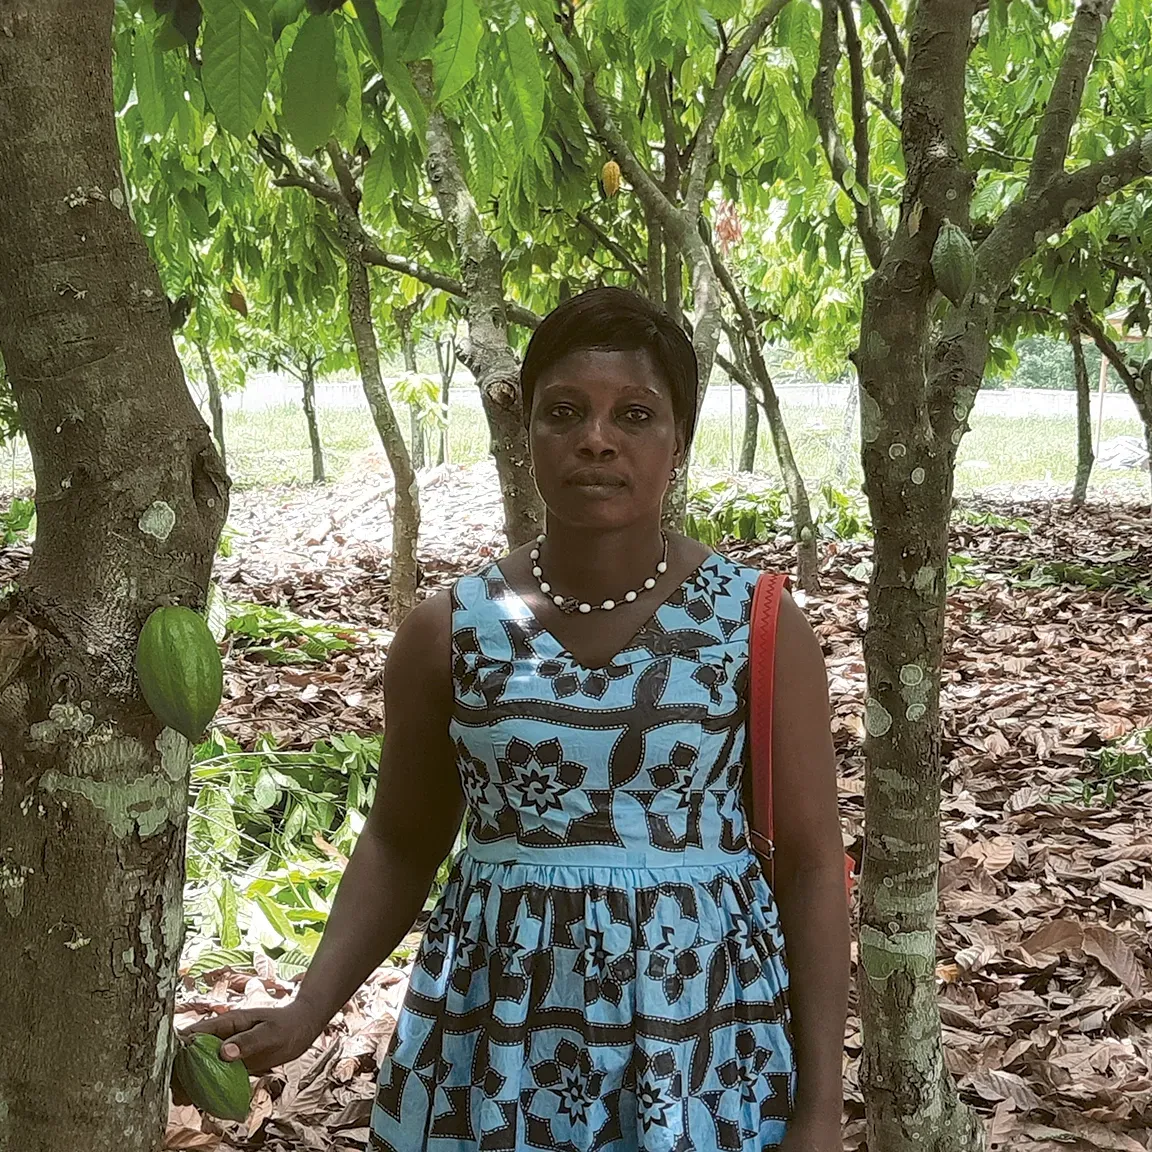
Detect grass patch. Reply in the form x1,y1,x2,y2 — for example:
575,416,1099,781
0,396,1145,497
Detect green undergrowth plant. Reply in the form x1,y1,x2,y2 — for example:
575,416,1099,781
1010,556,1152,601
0,496,35,545
1066,727,1152,807
183,729,462,978
952,507,1032,533
684,479,871,548
224,600,365,664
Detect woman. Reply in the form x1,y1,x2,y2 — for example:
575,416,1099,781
188,288,850,1151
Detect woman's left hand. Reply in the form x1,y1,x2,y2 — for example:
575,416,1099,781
775,1116,843,1152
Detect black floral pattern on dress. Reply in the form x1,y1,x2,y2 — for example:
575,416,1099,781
573,917,636,1007
495,737,592,835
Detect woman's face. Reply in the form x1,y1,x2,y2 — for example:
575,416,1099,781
528,347,686,531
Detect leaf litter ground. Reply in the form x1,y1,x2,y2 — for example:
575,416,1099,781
90,462,1151,1152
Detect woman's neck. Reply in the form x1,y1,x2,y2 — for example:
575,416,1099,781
538,522,667,603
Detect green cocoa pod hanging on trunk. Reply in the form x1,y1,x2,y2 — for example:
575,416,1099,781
173,1032,252,1122
135,605,223,742
930,220,976,306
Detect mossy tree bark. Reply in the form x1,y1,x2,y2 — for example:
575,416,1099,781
852,2,1151,1148
398,302,426,472
345,251,420,625
0,4,229,1149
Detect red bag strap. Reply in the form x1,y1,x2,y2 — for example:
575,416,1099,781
749,572,788,864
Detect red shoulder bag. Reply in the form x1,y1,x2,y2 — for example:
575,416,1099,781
748,572,855,900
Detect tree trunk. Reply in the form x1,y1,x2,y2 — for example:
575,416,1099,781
0,5,229,1150
196,339,227,471
435,338,455,467
838,376,859,487
852,18,984,1139
400,315,425,472
720,310,819,590
740,375,759,472
419,89,542,547
646,210,664,307
302,361,325,485
1069,318,1093,506
344,254,419,625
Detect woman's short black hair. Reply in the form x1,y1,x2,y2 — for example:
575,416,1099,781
520,286,699,439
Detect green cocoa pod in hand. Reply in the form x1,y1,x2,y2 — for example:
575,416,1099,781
930,220,976,306
173,1032,252,1122
135,605,223,741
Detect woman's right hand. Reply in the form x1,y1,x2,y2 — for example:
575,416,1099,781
171,1000,325,1103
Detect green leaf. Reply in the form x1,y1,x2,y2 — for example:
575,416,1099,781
177,188,212,237
393,0,445,61
986,0,1009,73
362,147,393,212
133,27,168,138
334,23,363,148
281,14,340,154
431,0,481,104
371,21,428,138
496,18,544,150
217,878,242,949
253,770,280,810
271,0,306,40
201,0,269,139
350,0,387,64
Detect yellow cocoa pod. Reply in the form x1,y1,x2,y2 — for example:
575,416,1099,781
602,159,622,198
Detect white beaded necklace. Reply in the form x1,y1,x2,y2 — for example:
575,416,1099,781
530,533,669,615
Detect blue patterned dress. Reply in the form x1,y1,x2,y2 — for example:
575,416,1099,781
369,553,795,1151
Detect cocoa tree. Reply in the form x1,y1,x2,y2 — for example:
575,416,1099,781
0,3,228,1149
842,1,1152,1148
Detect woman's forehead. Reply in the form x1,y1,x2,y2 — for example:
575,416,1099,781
536,347,668,391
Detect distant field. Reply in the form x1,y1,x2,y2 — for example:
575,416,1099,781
0,396,1145,501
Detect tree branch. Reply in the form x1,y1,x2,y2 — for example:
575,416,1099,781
272,173,344,209
839,0,889,259
325,141,362,212
1027,0,1115,191
579,72,680,237
810,0,887,268
863,0,906,71
684,0,789,216
979,131,1152,288
1075,302,1138,388
576,212,647,285
361,248,466,297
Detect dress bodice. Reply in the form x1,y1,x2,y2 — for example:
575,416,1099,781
448,554,758,868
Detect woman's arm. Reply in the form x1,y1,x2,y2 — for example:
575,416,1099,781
293,591,463,1031
770,591,851,1145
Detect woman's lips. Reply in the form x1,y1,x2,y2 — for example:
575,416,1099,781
566,469,626,488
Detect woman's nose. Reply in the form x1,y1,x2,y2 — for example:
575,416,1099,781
575,414,619,457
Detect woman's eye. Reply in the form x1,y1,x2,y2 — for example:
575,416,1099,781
549,404,578,419
622,408,652,423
